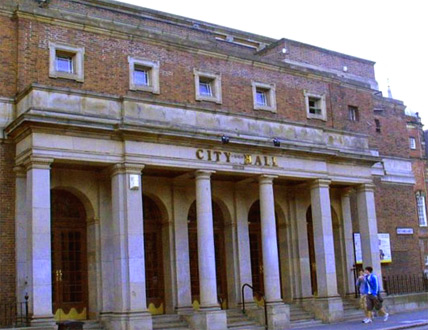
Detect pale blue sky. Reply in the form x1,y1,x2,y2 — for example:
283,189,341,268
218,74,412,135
117,0,428,124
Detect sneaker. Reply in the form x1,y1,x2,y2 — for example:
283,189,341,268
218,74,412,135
384,313,389,321
362,318,372,324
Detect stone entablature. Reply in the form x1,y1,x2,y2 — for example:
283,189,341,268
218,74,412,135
11,85,373,157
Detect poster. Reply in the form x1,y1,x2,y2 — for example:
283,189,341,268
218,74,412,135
353,233,392,264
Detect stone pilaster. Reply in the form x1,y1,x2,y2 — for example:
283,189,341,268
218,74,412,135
24,157,56,328
14,166,27,305
172,183,193,313
341,188,356,296
309,179,343,323
108,163,152,330
357,184,382,282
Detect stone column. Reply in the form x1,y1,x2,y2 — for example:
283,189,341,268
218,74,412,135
234,186,253,304
190,170,226,330
172,183,193,313
258,175,289,330
109,163,152,330
357,184,382,282
341,189,356,296
15,166,27,305
25,157,55,327
309,179,343,322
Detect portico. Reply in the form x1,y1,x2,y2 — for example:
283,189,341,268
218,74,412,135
8,84,383,329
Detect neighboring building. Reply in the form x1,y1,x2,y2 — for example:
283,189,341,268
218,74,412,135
0,0,425,329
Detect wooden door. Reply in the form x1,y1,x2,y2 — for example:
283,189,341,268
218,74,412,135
188,201,228,308
51,190,88,320
306,207,318,296
248,202,264,300
143,196,165,314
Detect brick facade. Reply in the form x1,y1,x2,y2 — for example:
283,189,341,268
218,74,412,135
0,0,426,312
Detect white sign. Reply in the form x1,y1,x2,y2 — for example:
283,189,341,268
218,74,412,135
396,227,414,235
353,233,392,264
129,174,140,190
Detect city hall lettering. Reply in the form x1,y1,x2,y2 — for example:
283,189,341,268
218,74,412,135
195,148,278,167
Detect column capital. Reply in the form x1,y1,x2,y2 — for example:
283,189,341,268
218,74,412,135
13,165,26,178
342,187,354,197
356,183,375,193
310,178,331,190
195,169,215,179
110,163,145,177
258,174,277,185
23,156,54,171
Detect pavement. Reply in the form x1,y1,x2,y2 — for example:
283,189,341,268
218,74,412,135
292,309,428,330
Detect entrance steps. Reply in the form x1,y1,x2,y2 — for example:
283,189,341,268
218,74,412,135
83,320,104,329
289,303,323,328
342,297,364,321
226,309,264,330
152,314,189,330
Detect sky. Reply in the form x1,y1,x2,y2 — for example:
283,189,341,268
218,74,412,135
116,0,428,124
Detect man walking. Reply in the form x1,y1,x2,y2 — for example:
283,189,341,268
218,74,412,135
362,266,389,324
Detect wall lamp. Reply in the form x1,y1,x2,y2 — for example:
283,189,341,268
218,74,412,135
221,135,230,144
273,138,281,147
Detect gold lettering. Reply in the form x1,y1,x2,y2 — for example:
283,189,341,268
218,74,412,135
254,156,262,166
244,154,252,165
272,157,278,167
213,151,221,162
207,150,212,161
224,152,231,163
196,149,204,160
264,156,269,166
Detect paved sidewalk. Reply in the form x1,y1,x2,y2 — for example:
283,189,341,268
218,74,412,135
292,309,428,330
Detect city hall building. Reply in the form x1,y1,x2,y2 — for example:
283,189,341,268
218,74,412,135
0,0,426,329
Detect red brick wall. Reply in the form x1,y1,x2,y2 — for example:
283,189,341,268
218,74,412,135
0,15,17,97
0,142,16,304
374,178,423,276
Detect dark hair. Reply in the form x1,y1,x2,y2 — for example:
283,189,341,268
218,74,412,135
365,266,373,273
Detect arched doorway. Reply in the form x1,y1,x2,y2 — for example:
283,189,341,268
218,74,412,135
51,189,88,321
248,201,282,301
143,195,165,314
188,201,228,309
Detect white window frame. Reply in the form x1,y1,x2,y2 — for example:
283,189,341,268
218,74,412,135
425,255,428,266
416,191,428,227
348,105,358,121
409,137,416,150
128,57,160,94
251,81,276,112
304,91,326,121
193,69,222,104
49,42,85,82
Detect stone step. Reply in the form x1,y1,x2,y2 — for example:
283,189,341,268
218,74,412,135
291,319,324,329
83,320,104,329
226,309,264,330
152,314,189,330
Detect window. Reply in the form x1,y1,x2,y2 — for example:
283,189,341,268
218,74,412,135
252,81,276,112
425,255,428,266
409,137,416,149
128,57,160,94
49,42,84,82
375,119,381,133
416,191,428,227
348,106,359,121
193,69,222,103
304,91,326,120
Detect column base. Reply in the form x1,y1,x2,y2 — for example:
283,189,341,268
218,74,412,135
304,297,344,323
101,311,152,330
175,306,194,316
245,302,290,330
30,314,56,329
186,308,226,330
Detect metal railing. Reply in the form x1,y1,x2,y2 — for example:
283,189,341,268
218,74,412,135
383,274,428,296
0,295,29,328
241,283,267,329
